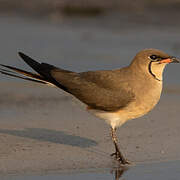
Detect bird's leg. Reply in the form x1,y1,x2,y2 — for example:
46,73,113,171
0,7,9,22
110,127,129,164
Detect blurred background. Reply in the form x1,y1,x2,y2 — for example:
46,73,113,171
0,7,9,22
1,0,180,84
0,1,180,175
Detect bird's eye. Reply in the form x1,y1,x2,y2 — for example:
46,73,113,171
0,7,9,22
150,55,158,60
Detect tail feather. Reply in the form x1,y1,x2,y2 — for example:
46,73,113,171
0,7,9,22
18,52,70,92
18,52,55,77
1,52,69,91
0,64,46,81
18,52,42,73
0,69,47,84
0,67,17,73
0,64,54,86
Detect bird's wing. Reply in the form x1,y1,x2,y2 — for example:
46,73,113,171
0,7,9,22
1,52,135,111
51,69,135,111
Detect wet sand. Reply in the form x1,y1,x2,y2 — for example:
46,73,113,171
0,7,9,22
0,15,180,176
1,160,180,180
0,82,180,175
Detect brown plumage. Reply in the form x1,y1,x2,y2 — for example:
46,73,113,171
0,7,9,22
0,49,179,164
51,68,135,111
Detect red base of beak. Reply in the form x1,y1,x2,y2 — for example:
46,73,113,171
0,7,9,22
159,59,172,64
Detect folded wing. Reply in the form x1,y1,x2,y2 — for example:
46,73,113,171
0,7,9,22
1,52,135,111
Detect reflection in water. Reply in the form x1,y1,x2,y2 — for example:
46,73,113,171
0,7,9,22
111,166,128,180
1,161,180,180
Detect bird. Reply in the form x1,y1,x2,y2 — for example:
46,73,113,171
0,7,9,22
0,49,179,165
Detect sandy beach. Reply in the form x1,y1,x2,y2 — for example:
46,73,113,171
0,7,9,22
0,82,180,175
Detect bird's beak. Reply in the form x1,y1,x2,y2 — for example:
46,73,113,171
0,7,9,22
159,57,180,64
170,57,180,63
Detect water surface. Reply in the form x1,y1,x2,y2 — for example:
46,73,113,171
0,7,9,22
1,160,180,180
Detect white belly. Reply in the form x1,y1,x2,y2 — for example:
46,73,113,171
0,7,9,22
88,109,127,129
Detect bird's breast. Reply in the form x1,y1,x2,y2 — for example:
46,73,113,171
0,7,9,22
118,80,163,121
88,80,163,128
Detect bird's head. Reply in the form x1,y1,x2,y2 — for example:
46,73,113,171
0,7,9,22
130,49,179,81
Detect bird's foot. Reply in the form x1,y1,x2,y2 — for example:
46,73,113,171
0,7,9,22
111,152,131,165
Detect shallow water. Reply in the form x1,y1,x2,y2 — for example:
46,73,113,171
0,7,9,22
1,160,180,180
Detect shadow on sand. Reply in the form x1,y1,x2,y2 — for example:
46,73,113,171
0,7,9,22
0,128,97,148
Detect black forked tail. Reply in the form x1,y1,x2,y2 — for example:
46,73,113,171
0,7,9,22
0,52,55,86
0,52,71,93
16,52,70,92
0,64,52,85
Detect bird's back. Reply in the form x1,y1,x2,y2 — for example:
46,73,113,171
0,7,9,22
51,67,136,111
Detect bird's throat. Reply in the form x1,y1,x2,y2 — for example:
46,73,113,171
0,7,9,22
148,61,162,82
